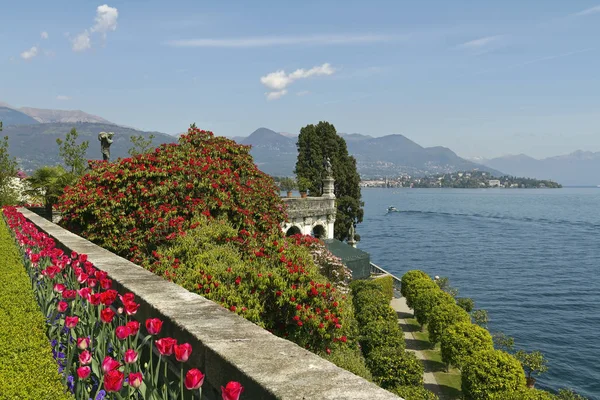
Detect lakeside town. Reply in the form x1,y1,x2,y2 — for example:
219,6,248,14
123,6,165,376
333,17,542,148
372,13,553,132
360,170,562,189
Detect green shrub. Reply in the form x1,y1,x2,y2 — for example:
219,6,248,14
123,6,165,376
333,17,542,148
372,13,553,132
428,302,471,344
390,385,439,400
0,216,73,400
403,276,438,309
441,322,494,369
461,349,526,400
366,347,424,389
489,388,556,400
457,297,475,313
400,270,430,298
556,388,588,400
360,319,405,355
327,345,373,381
372,275,394,302
412,287,455,327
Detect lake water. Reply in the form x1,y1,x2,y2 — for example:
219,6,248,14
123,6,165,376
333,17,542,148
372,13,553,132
357,188,600,399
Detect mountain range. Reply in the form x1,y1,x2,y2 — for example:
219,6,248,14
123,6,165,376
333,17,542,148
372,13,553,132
234,128,502,178
476,152,600,186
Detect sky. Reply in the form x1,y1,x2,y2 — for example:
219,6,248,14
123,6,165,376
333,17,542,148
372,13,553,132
1,0,599,159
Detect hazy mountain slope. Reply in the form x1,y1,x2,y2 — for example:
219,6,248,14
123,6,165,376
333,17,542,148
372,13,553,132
483,152,600,186
4,122,176,172
19,107,115,124
0,107,39,126
240,128,297,176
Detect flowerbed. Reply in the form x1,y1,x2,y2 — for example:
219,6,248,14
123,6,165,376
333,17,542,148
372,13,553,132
3,206,243,400
0,215,72,400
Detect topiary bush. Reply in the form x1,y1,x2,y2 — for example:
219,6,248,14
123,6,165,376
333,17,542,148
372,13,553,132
403,275,438,309
390,385,439,400
0,215,73,400
412,287,455,327
372,275,394,302
360,319,405,355
489,388,556,400
428,302,471,345
461,349,526,400
366,348,424,389
441,322,494,370
401,270,430,299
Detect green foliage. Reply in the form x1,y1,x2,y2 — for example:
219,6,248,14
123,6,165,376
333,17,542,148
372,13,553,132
413,287,455,327
360,319,405,355
297,176,311,192
489,388,556,400
366,348,424,389
441,322,494,369
0,216,73,399
461,349,526,400
401,270,430,298
472,309,489,328
0,135,19,206
428,302,471,344
24,165,72,215
279,176,296,192
326,345,373,382
372,275,394,302
515,350,549,380
128,133,155,156
390,385,439,400
457,297,475,313
294,121,363,241
56,127,89,176
403,276,438,309
492,332,515,353
435,276,459,297
556,388,588,400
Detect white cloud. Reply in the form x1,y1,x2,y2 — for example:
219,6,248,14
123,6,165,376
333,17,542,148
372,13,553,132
260,63,335,99
20,46,39,60
457,35,503,49
166,33,403,48
266,90,287,101
91,4,119,37
573,5,600,16
56,95,71,101
41,31,49,39
72,30,91,52
71,4,118,52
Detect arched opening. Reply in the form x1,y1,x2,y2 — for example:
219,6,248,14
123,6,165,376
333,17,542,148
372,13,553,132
311,224,326,239
285,226,302,236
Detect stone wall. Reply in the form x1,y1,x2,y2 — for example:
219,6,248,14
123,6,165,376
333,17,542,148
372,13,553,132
18,208,400,400
281,197,336,239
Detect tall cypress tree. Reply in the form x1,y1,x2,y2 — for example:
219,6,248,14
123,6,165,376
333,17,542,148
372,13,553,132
294,121,364,242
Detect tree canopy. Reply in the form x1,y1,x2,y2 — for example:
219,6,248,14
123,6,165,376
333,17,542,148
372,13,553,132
294,121,363,242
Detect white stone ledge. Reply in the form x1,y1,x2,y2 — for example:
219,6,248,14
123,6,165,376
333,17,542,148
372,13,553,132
18,208,401,400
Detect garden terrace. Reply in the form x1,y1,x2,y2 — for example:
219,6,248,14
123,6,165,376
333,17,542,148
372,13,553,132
17,207,401,400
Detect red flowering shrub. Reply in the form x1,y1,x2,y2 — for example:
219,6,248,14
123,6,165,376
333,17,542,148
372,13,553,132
58,127,286,264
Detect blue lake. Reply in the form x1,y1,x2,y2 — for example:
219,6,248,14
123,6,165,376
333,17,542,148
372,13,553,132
358,188,600,399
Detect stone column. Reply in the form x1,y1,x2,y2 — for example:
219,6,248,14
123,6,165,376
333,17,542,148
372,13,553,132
322,176,335,199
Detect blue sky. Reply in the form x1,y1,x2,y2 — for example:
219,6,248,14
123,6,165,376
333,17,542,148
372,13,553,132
1,0,599,159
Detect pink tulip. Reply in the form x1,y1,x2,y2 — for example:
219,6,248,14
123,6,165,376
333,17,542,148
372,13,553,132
115,325,131,340
129,372,143,389
124,349,138,364
174,343,192,362
79,350,92,365
185,368,205,390
65,316,79,329
57,301,68,313
104,370,124,392
102,356,120,373
77,366,91,379
145,318,163,335
155,337,177,356
53,283,66,293
126,320,140,336
222,381,244,400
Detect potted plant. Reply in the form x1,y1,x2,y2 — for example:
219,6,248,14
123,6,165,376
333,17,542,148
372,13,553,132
279,177,296,198
297,177,311,198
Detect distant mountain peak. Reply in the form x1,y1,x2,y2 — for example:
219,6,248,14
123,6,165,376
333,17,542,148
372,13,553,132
18,107,115,124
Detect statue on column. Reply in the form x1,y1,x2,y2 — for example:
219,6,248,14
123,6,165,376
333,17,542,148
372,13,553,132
324,157,332,177
98,131,115,161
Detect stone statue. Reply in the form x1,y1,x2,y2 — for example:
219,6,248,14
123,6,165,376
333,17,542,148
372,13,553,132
348,224,355,242
98,131,115,161
324,157,332,176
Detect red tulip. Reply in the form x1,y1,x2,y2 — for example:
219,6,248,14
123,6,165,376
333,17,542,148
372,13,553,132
100,308,115,323
65,316,79,329
221,381,244,400
77,337,90,350
129,372,143,389
185,368,205,390
87,277,98,288
145,318,163,335
53,283,65,293
126,320,140,336
57,301,68,313
89,293,101,305
155,337,177,356
77,366,91,379
120,292,135,303
115,325,131,340
123,300,140,316
79,350,92,365
100,289,117,305
78,287,91,301
77,272,88,284
104,370,125,392
102,356,120,373
174,343,192,362
124,349,138,364
100,278,112,290
62,289,77,300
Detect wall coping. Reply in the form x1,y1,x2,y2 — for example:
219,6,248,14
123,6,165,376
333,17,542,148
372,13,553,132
18,208,401,400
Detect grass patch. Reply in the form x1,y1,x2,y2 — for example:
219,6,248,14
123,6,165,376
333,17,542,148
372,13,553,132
0,215,73,400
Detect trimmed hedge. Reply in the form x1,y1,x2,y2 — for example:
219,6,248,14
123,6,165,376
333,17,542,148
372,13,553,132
0,215,73,400
413,288,455,327
428,302,471,345
400,270,429,299
441,322,494,370
390,385,439,400
372,275,394,302
461,349,526,400
366,348,424,389
489,388,556,400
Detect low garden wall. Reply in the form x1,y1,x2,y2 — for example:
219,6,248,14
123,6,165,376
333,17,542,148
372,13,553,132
18,207,401,400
